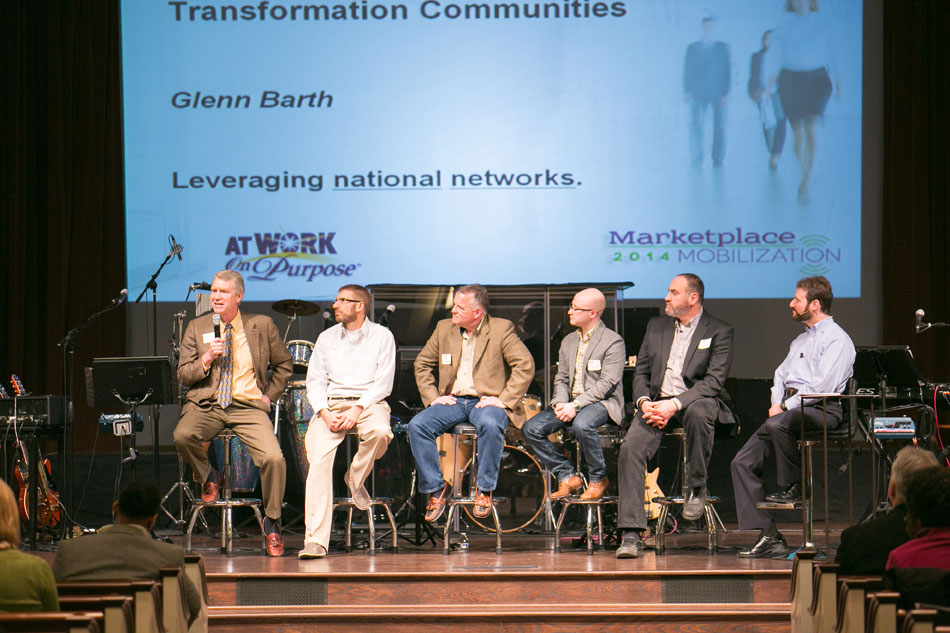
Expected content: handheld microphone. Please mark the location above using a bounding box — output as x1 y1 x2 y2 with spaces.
112 289 129 306
170 235 184 262
915 309 925 334
379 304 396 326
212 313 221 338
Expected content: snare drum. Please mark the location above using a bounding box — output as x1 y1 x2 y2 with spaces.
287 340 314 369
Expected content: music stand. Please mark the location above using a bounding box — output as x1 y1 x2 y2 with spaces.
852 346 926 515
91 357 174 481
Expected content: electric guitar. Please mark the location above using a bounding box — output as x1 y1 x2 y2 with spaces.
644 467 664 521
10 375 61 529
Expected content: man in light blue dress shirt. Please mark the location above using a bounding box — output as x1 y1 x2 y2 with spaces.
731 276 856 558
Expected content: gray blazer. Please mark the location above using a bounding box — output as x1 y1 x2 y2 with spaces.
551 323 626 423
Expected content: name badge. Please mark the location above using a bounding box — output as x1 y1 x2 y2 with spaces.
697 337 712 350
202 332 215 344
587 359 602 371
441 353 452 365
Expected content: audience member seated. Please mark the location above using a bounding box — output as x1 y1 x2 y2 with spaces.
52 480 204 631
835 446 938 574
0 479 59 612
887 465 950 571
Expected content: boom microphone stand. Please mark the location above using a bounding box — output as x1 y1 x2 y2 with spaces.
134 235 183 487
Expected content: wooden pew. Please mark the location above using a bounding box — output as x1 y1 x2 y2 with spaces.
183 554 209 606
159 567 192 633
900 608 937 633
58 595 134 633
0 611 103 633
810 563 840 633
866 591 901 633
57 580 165 633
792 550 818 633
834 577 885 633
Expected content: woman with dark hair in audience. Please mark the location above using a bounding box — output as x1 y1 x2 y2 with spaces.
0 479 59 612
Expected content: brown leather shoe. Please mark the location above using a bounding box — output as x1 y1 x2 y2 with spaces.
549 474 584 501
473 491 493 518
201 479 219 504
424 484 450 523
266 532 284 557
580 478 609 500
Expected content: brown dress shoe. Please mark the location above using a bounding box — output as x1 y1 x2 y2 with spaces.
201 479 219 504
266 533 284 557
424 484 450 523
549 474 584 501
580 478 609 500
472 491 493 518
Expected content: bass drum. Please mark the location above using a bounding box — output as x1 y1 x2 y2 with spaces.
463 444 547 533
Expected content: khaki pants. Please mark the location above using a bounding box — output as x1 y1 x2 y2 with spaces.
174 400 286 520
303 401 393 549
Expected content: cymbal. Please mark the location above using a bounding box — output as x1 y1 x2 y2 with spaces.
271 298 320 317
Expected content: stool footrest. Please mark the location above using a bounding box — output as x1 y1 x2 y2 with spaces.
756 500 804 510
653 495 720 506
556 496 618 505
446 496 507 506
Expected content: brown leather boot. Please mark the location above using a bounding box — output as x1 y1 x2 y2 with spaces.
580 478 609 500
549 474 584 501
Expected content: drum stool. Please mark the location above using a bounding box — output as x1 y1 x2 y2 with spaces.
443 422 504 555
653 427 726 554
185 428 267 557
551 423 620 555
332 429 399 555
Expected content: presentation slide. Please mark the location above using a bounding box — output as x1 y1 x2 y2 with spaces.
121 0 863 301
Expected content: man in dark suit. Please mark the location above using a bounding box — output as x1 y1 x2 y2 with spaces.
616 273 734 558
173 269 292 556
835 446 938 574
409 284 534 522
53 481 204 632
684 16 731 167
522 288 625 500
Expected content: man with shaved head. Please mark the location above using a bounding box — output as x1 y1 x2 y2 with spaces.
523 288 625 500
617 273 735 558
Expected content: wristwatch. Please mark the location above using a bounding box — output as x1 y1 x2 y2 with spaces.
779 402 788 411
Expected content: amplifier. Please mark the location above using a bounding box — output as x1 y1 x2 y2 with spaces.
0 395 67 427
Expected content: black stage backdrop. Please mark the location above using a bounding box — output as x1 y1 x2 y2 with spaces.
1 0 949 457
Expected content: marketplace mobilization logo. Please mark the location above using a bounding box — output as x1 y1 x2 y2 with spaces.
607 228 839 276
221 230 361 281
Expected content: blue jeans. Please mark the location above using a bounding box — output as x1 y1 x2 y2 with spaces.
522 403 609 483
408 396 509 494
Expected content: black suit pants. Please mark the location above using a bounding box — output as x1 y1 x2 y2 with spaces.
730 404 841 531
618 397 718 531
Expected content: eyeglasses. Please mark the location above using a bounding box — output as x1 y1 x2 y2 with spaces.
569 305 597 312
335 297 362 304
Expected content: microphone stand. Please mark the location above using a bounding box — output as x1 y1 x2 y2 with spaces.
135 248 178 488
57 295 128 540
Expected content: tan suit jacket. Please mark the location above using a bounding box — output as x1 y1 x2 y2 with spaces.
414 314 534 426
177 311 292 409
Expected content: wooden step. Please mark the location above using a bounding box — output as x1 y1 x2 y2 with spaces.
209 602 791 633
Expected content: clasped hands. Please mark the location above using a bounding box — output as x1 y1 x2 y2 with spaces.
640 399 678 429
321 405 364 433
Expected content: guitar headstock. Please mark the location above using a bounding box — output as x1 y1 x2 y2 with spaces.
10 374 28 397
